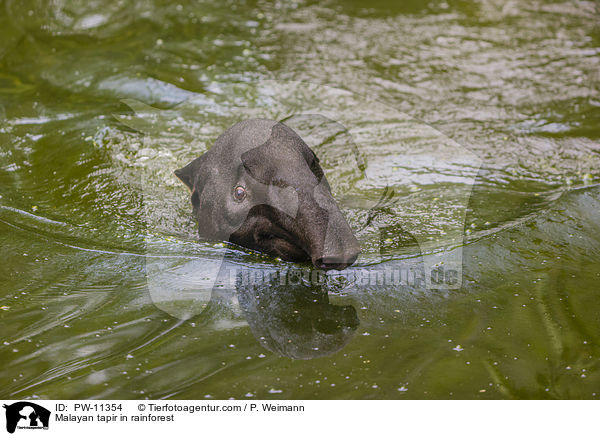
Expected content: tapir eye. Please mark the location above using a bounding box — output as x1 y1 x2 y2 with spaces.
233 185 247 202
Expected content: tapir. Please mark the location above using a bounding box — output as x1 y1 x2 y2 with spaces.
175 119 360 270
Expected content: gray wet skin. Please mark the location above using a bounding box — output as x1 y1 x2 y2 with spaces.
175 119 361 270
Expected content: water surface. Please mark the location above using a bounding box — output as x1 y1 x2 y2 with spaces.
1 0 599 399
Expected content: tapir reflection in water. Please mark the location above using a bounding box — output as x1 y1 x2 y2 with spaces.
237 270 359 359
175 119 360 270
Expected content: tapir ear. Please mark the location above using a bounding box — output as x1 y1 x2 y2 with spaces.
174 154 207 191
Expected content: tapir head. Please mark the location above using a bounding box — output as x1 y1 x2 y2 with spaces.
175 119 360 270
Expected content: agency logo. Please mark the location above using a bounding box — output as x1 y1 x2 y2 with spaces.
3 402 50 434
112 80 482 320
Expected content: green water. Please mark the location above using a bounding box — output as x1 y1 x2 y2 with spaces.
1 0 599 399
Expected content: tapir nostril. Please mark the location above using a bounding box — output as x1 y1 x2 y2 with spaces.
313 247 360 271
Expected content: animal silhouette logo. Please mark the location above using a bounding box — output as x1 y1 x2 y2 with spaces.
115 81 483 320
3 402 50 433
